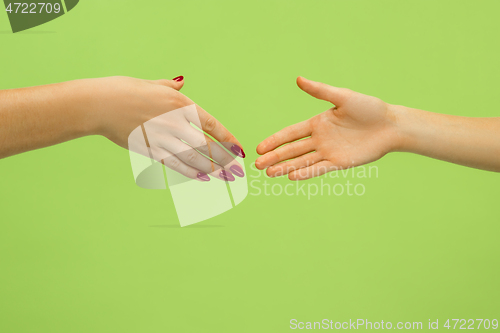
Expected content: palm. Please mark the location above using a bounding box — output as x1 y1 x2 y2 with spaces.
312 93 397 169
256 77 399 180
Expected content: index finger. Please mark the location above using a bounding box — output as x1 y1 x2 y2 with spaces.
256 119 312 155
185 105 245 158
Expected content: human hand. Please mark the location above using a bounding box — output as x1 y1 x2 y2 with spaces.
81 76 245 182
255 77 401 180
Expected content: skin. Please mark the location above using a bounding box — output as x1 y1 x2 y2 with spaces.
0 76 245 181
256 76 500 180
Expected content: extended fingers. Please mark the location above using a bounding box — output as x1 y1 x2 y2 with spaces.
150 146 209 182
255 138 315 170
162 140 228 180
180 127 245 178
185 105 245 158
256 120 312 155
266 152 324 178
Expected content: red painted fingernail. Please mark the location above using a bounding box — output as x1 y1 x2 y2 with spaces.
172 76 184 82
230 165 245 178
197 172 210 182
231 145 245 158
219 170 235 182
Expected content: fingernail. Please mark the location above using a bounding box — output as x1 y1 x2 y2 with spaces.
229 165 245 178
172 75 184 82
197 172 210 181
231 145 245 158
219 170 235 182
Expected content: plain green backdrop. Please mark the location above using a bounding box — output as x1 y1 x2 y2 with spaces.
1 1 499 332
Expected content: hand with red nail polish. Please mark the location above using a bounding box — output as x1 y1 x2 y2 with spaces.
0 75 246 183
89 76 245 182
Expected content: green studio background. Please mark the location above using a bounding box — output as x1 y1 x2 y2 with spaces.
0 0 499 332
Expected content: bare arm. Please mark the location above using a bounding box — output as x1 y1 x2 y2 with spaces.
256 77 500 180
0 80 95 159
394 105 500 172
0 76 246 181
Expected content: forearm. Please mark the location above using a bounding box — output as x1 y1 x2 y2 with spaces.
0 80 97 159
392 104 500 172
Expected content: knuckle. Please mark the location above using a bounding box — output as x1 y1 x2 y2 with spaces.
220 133 234 144
197 144 210 156
204 117 217 132
197 146 210 156
196 139 208 151
164 157 180 169
373 97 386 108
165 93 187 109
269 134 279 146
273 150 283 161
185 151 198 163
173 98 187 109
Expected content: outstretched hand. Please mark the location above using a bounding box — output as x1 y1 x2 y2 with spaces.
255 77 401 180
87 76 246 181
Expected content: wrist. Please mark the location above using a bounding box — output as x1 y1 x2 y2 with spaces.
387 103 416 153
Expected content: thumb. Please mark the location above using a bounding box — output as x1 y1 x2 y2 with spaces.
153 75 184 91
296 76 352 107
